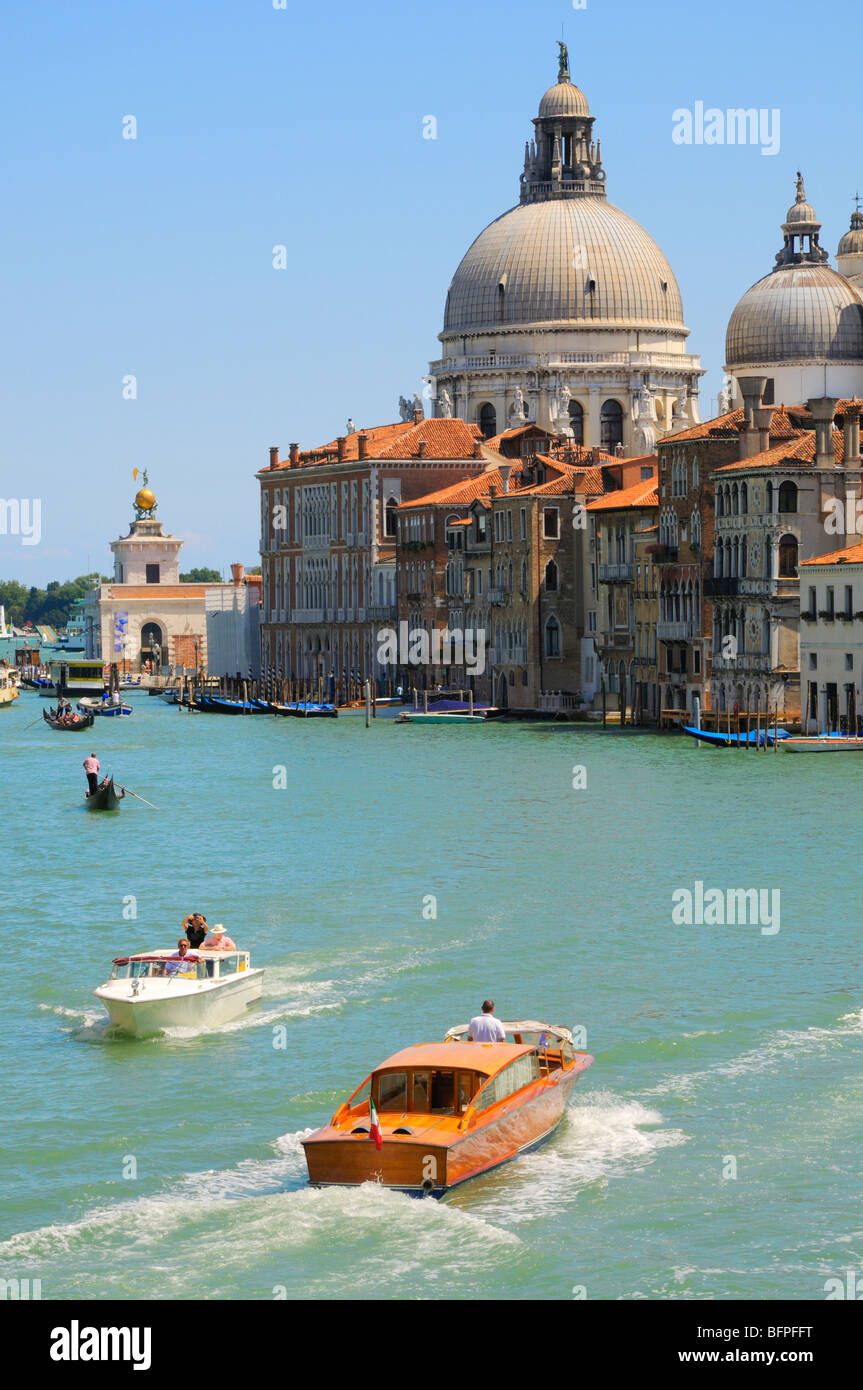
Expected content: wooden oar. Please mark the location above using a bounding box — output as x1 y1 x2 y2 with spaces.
116 784 160 810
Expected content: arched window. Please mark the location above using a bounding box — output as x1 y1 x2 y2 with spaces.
600 399 623 451
569 400 584 444
778 481 797 514
778 534 798 577
384 497 399 537
545 615 561 657
740 482 748 515
544 559 559 592
766 481 774 513
478 403 497 439
520 558 527 593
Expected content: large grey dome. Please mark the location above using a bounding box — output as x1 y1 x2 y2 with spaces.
726 264 863 366
443 197 686 334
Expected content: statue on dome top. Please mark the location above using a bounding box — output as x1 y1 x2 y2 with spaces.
558 40 569 83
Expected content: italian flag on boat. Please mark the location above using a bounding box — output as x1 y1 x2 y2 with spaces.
369 1097 383 1150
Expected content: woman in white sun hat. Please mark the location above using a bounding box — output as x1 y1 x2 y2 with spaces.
206 923 237 951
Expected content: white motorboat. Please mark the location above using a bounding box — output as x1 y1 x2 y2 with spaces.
0 670 19 707
94 946 264 1035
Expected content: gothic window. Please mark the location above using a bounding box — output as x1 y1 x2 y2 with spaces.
545 615 561 657
778 481 797 513
545 559 559 592
385 497 398 537
569 400 584 444
600 399 623 451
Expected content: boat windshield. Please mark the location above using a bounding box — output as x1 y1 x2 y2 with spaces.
473 1051 541 1112
373 1068 479 1116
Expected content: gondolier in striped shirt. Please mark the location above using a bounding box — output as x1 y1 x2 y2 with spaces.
83 753 100 795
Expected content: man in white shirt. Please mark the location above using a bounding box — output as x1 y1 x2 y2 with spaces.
467 1000 506 1043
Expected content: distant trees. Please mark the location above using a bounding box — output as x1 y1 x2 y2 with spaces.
180 567 222 583
0 573 108 628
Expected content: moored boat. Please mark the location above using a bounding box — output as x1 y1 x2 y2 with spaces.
779 734 863 752
268 700 338 718
302 1021 592 1197
94 945 264 1035
396 711 487 724
682 724 790 747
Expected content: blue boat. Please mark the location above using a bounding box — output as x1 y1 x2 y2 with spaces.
682 724 791 747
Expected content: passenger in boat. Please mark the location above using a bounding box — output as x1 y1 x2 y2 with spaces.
206 924 236 951
467 1000 506 1043
182 913 208 949
83 753 100 795
165 940 198 975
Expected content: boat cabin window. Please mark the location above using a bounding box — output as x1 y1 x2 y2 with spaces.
473 1052 541 1113
375 1069 478 1116
348 1077 372 1112
111 962 131 980
377 1072 408 1111
216 954 239 978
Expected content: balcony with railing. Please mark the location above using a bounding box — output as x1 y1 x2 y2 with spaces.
488 587 510 605
598 562 634 583
658 619 699 641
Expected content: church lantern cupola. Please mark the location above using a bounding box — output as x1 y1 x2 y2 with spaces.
520 42 606 203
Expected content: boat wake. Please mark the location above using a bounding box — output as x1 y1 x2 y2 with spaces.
0 1127 522 1299
643 1010 863 1099
459 1089 687 1225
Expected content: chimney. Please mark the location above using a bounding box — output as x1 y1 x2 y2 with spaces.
289 442 299 466
268 446 279 470
808 397 839 467
473 437 484 458
417 440 428 458
337 435 347 462
230 562 244 586
499 463 512 494
753 406 775 455
737 376 767 459
843 400 862 465
413 403 424 423
358 433 369 460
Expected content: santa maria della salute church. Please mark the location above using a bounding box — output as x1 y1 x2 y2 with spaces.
257 42 863 726
426 41 704 452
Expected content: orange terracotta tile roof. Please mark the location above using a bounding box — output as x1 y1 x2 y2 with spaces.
274 417 484 468
664 405 806 446
399 468 515 510
800 541 863 566
715 430 847 472
586 477 659 511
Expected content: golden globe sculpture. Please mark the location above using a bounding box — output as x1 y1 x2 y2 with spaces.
135 488 156 512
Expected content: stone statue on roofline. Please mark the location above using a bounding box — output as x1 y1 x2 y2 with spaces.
632 384 657 453
438 386 453 418
398 395 413 422
412 392 424 419
509 387 527 424
717 376 732 415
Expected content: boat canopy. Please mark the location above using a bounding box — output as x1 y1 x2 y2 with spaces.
445 1021 574 1045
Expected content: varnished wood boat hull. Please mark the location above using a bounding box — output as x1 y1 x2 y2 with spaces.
303 1064 583 1196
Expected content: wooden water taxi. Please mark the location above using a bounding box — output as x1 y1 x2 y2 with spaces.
302 1022 592 1197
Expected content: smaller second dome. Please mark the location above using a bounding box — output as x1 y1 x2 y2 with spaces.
538 81 590 118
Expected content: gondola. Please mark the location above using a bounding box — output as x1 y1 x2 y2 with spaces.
268 700 338 718
85 777 123 811
43 707 95 731
196 694 268 715
681 724 790 747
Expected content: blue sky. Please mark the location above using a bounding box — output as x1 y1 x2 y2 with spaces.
2 0 861 584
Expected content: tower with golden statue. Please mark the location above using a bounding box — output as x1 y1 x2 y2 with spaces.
111 472 182 586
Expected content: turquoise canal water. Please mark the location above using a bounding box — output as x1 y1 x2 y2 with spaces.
1 693 862 1301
